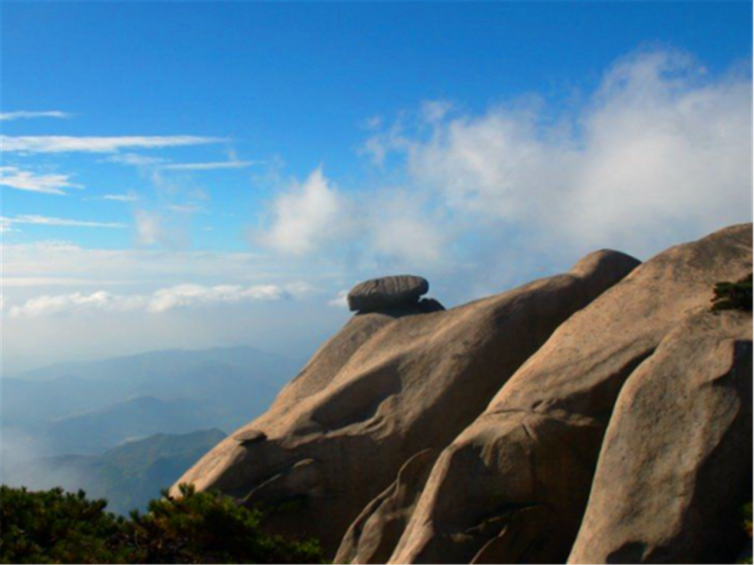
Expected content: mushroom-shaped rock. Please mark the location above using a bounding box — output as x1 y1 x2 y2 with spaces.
348 275 429 313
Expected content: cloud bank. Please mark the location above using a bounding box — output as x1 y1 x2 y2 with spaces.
9 283 298 318
384 49 752 257
258 48 751 280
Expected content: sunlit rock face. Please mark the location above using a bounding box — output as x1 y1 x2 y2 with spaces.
389 224 752 565
568 309 752 565
173 250 639 555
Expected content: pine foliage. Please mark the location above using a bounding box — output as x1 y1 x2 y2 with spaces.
0 484 326 564
711 274 753 312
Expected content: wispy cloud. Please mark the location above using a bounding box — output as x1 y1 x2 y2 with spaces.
105 153 167 167
1 215 126 229
107 153 258 172
134 210 165 245
99 193 140 203
161 160 259 171
0 219 16 233
0 110 70 121
8 283 296 318
133 209 193 248
1 241 297 289
164 203 204 213
0 166 82 195
0 135 226 154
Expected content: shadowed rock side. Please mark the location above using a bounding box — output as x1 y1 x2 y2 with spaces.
336 449 439 565
389 223 752 565
173 249 639 555
568 310 753 564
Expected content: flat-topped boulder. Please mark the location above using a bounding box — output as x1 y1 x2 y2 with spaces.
348 275 429 313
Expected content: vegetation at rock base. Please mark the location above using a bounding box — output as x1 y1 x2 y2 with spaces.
711 274 753 312
744 503 753 540
739 503 754 565
0 484 327 564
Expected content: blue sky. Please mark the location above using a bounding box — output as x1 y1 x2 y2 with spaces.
1 2 752 372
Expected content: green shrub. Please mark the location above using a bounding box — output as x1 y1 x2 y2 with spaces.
744 502 753 540
0 484 326 564
0 486 129 564
711 274 753 312
737 502 753 564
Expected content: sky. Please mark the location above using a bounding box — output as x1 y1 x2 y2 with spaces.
1 1 752 373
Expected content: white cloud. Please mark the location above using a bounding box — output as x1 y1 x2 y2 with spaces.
327 289 349 308
0 110 70 121
1 215 125 229
0 166 82 195
8 283 296 318
370 48 752 257
9 291 137 318
0 135 225 154
256 170 456 270
146 284 289 312
259 167 351 255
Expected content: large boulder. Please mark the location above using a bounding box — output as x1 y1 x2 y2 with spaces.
347 275 429 313
389 224 752 564
568 309 752 564
173 250 639 555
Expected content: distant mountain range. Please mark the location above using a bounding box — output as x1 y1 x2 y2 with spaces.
1 346 303 459
2 429 226 515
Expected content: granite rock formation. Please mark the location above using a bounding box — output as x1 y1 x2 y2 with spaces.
174 250 639 554
388 224 752 564
174 223 752 564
